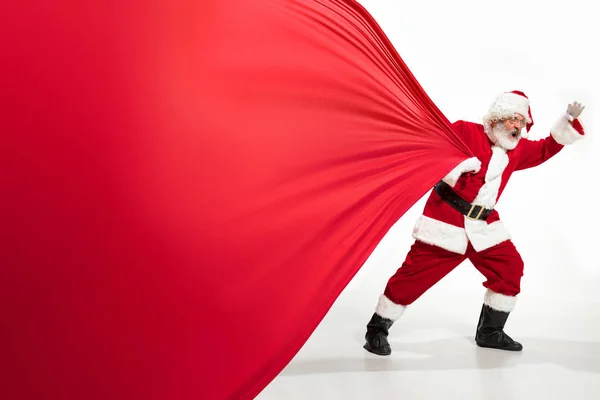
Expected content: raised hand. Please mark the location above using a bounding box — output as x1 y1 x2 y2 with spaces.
567 102 585 120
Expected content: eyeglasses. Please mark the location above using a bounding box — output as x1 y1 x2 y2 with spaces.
492 115 525 126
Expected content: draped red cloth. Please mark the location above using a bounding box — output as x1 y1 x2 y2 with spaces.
1 0 474 399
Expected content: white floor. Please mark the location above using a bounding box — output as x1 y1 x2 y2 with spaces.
258 294 600 400
257 190 600 400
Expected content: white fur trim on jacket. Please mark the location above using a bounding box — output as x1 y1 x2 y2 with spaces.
412 215 469 254
412 215 511 254
484 289 517 312
463 146 511 251
375 294 406 321
471 146 508 208
412 147 512 254
464 219 511 252
551 115 585 145
442 157 482 187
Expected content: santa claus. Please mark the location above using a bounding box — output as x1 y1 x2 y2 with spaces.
364 90 586 355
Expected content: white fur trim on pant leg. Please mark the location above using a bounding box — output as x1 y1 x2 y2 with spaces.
551 115 585 145
375 294 406 321
484 289 517 312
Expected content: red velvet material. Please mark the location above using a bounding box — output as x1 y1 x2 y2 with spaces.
1 1 475 399
384 240 525 306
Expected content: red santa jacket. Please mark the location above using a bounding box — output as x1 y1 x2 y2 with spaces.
412 115 586 254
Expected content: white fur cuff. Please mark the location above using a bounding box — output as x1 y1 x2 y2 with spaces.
442 157 481 187
483 289 517 312
551 115 584 145
375 294 406 321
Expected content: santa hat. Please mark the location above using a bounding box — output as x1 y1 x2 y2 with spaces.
483 90 534 138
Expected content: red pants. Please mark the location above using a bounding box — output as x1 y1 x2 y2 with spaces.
384 239 524 306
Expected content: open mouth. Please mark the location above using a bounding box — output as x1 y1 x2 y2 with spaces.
511 131 519 138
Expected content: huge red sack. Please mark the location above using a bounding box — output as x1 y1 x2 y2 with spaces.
1 0 473 399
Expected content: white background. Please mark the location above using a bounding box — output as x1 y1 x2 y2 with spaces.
259 1 599 398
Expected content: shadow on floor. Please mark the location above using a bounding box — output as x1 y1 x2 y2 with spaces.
279 334 600 376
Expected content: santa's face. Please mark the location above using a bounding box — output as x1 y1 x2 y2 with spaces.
489 114 526 150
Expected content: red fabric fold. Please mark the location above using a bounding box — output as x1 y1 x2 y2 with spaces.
1 0 473 399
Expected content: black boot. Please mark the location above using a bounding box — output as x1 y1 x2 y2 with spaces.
475 304 522 351
364 313 394 356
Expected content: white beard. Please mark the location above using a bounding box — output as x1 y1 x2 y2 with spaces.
488 124 521 150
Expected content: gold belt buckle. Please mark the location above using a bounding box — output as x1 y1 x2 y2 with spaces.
467 204 486 220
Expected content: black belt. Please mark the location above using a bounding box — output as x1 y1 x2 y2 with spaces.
433 180 492 220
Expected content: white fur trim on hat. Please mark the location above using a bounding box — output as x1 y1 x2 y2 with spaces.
483 92 532 124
